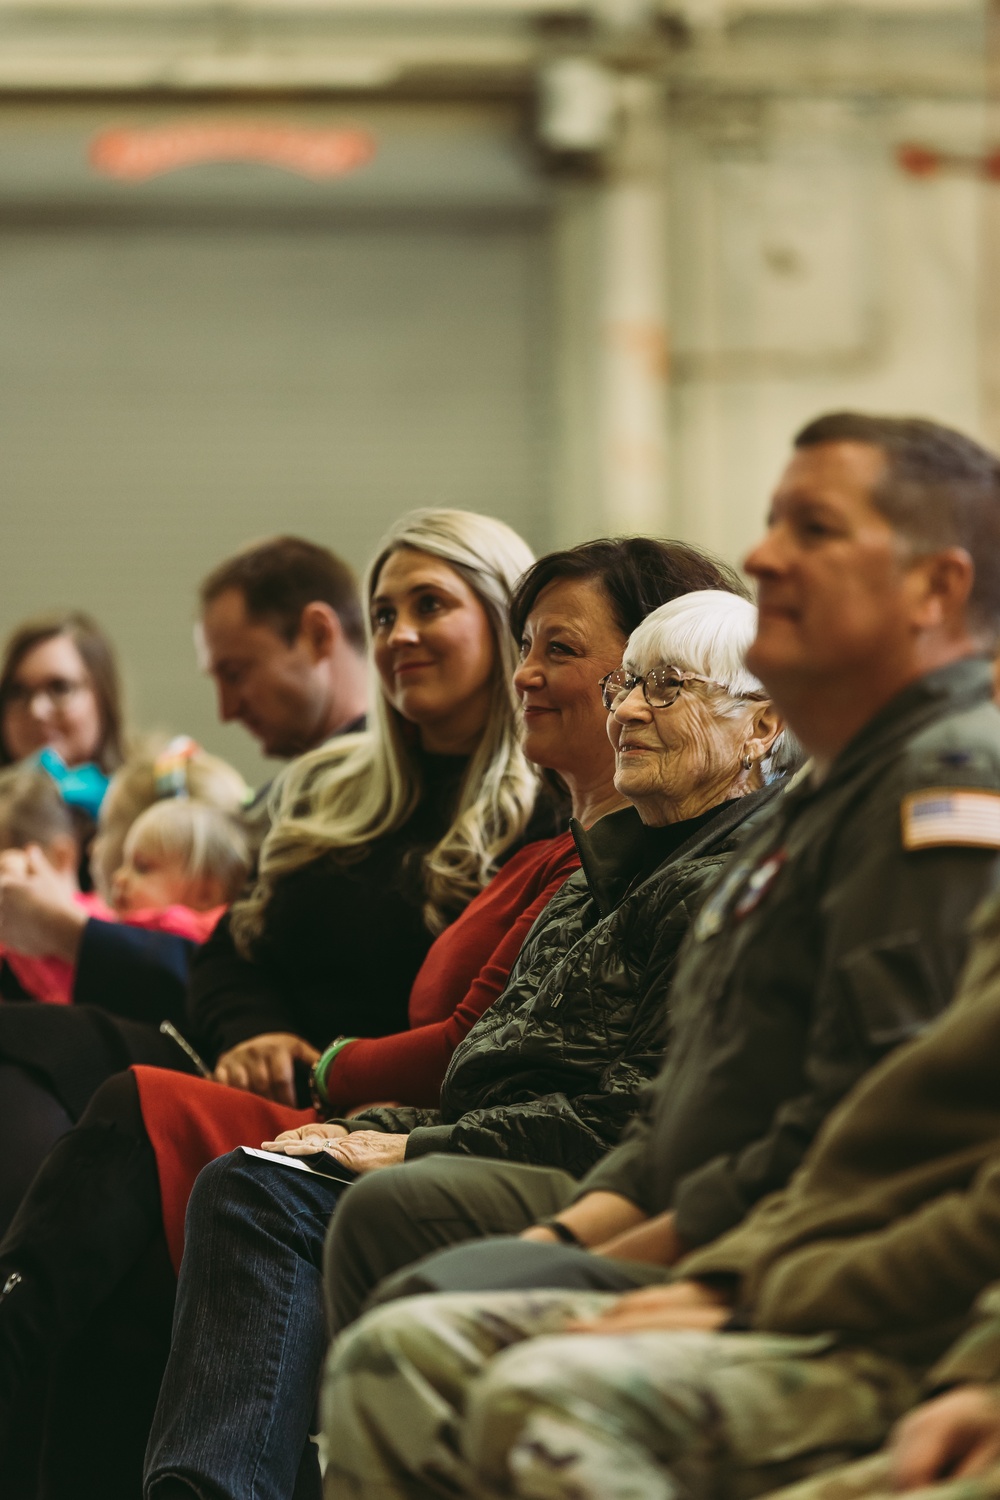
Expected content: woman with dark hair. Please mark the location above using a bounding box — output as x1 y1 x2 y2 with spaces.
0 611 126 774
507 537 740 647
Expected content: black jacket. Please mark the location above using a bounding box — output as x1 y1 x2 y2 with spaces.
186 758 562 1061
73 922 195 1025
186 754 469 1059
340 785 781 1180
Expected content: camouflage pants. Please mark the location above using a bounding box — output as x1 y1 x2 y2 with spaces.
761 1452 1000 1500
320 1289 920 1500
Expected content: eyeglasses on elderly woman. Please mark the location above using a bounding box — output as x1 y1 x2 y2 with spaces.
599 666 737 712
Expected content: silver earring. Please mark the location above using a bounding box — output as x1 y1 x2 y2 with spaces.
741 754 753 771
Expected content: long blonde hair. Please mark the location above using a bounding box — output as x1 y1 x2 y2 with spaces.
231 509 539 950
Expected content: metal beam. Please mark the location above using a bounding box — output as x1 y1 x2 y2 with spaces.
0 0 984 96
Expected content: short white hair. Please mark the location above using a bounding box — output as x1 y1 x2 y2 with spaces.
624 590 797 780
625 590 764 696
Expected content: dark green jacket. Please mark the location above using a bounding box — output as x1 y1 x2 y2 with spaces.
677 887 1000 1367
581 659 1000 1248
932 1280 1000 1390
339 786 780 1179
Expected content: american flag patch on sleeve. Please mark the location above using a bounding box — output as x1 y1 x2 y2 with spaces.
901 788 1000 850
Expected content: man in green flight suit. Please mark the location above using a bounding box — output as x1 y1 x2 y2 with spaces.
320 859 1000 1500
321 410 1000 1336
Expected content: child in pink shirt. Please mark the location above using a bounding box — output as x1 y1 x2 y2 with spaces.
0 748 250 1004
108 798 250 947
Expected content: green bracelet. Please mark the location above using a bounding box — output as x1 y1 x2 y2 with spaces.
310 1036 359 1109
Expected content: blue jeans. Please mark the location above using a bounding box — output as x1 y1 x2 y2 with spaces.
143 1151 345 1500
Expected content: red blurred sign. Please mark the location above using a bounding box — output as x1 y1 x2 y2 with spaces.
897 142 1000 181
90 123 376 182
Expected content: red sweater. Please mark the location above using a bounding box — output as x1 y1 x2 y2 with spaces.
325 831 579 1110
135 830 579 1269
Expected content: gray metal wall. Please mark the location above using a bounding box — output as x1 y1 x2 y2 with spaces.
0 102 553 783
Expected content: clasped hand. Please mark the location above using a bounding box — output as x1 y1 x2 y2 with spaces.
891 1386 1000 1489
0 846 84 959
214 1033 320 1108
563 1281 731 1335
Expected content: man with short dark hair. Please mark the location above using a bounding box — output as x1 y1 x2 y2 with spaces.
169 538 369 1100
316 413 1000 1448
0 537 369 1045
790 412 1000 641
197 536 368 759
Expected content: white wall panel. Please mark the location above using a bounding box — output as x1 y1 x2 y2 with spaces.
666 95 985 565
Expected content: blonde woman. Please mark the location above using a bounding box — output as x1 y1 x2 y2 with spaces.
191 506 541 1105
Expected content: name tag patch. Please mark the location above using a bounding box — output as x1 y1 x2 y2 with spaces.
901 788 1000 851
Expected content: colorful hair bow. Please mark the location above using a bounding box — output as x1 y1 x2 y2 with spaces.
153 735 199 800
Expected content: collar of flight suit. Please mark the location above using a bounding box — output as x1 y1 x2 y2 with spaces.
783 655 995 811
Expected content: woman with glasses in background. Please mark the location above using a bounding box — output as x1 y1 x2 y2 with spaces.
0 612 125 775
